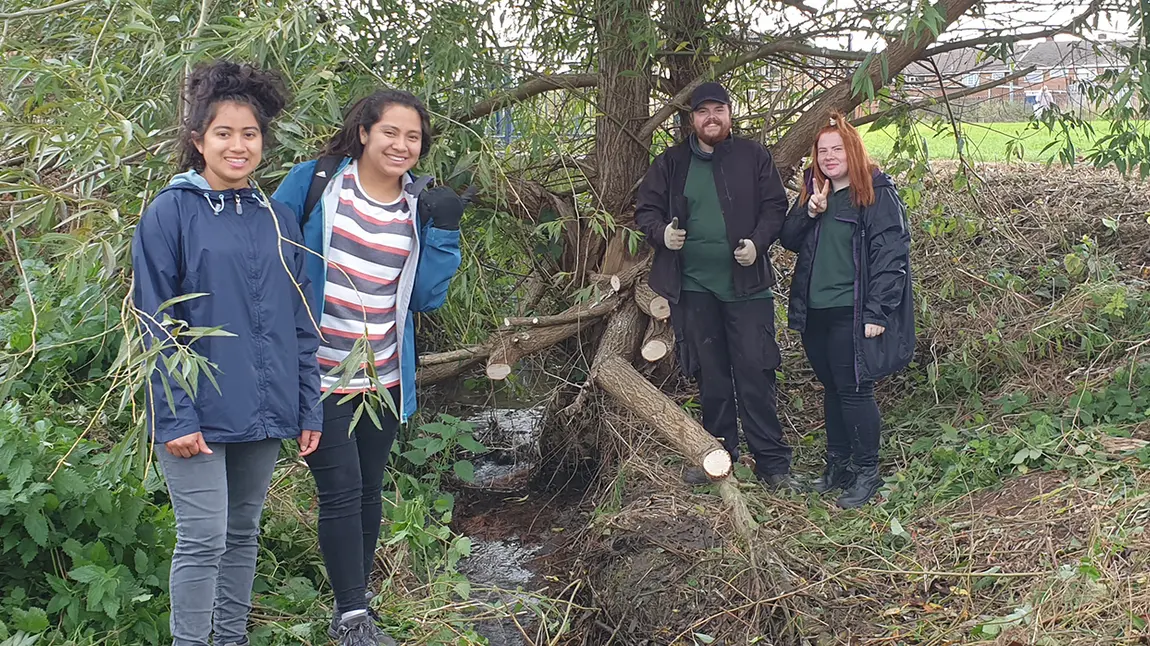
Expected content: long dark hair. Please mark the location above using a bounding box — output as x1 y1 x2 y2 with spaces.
322 89 433 160
177 61 289 172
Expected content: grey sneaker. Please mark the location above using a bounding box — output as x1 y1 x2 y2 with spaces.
334 612 392 646
330 592 389 640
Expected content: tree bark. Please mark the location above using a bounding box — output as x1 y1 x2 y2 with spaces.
591 299 647 367
594 0 654 215
640 319 673 362
664 0 708 142
594 355 732 479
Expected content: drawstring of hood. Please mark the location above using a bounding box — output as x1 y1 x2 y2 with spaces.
163 169 271 216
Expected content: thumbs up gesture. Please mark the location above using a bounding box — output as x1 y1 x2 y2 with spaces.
734 239 757 266
664 216 687 250
808 177 831 217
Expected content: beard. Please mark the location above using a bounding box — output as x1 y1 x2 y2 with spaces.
695 119 732 145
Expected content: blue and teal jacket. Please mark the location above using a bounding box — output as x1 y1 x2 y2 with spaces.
131 171 324 444
272 158 462 423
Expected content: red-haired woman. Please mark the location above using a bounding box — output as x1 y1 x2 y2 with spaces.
780 113 915 508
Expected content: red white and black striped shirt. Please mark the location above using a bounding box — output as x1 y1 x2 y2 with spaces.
317 164 414 392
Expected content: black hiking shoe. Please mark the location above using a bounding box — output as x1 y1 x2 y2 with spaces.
333 611 394 646
812 454 855 494
759 472 806 493
837 464 882 509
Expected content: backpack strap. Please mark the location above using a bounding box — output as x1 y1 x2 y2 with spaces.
301 155 342 227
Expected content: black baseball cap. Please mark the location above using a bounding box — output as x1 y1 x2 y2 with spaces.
690 82 731 110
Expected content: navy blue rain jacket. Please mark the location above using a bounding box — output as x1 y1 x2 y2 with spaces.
131 171 323 444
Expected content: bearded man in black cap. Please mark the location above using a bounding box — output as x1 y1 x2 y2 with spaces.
635 81 799 490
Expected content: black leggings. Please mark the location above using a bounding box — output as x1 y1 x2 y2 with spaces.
802 307 882 466
305 390 399 612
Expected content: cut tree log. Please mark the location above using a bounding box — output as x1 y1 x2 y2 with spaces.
419 346 490 367
417 358 483 386
640 319 673 362
634 278 670 320
502 290 623 328
590 257 649 294
593 355 731 480
486 320 590 380
591 299 646 367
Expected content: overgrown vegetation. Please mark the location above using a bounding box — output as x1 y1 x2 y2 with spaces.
570 165 1150 644
2 0 1149 643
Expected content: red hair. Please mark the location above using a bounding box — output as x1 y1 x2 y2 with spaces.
799 112 878 208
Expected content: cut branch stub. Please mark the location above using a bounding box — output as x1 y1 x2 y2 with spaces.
594 355 731 480
640 319 673 362
634 278 670 320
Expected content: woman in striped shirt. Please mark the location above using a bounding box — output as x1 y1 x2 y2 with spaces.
273 90 466 646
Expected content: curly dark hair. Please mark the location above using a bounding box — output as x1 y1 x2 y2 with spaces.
177 61 289 172
322 89 433 160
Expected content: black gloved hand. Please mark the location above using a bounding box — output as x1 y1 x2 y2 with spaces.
417 185 477 231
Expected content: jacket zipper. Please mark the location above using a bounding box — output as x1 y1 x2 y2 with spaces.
852 218 865 391
235 193 243 215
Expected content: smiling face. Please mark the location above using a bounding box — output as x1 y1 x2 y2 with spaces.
816 131 849 183
691 101 732 146
193 101 262 191
358 104 422 181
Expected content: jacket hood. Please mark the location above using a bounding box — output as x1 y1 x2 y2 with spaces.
158 170 265 195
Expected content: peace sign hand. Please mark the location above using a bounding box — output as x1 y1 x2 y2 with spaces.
808 178 831 217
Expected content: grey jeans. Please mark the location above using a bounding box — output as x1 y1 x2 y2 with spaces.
156 438 282 646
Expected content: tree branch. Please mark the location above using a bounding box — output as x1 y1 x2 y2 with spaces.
852 65 1036 128
770 0 980 181
638 39 869 142
923 1 1101 59
454 73 599 124
0 0 86 19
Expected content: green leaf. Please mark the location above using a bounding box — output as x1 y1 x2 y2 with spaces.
401 449 427 466
155 292 210 313
14 607 48 634
890 517 909 539
454 579 471 600
23 512 48 547
453 460 476 483
134 548 149 575
457 435 487 453
68 564 106 584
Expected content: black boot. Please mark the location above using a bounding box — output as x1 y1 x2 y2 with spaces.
811 453 855 494
837 463 882 509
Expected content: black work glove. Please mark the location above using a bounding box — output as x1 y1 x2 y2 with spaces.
417 185 477 231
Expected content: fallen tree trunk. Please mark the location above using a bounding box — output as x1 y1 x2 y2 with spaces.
417 358 484 386
486 320 590 380
594 355 731 479
640 319 673 362
502 290 623 328
592 299 646 366
634 278 670 320
419 346 490 366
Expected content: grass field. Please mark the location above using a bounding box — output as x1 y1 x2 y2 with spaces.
859 120 1109 163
